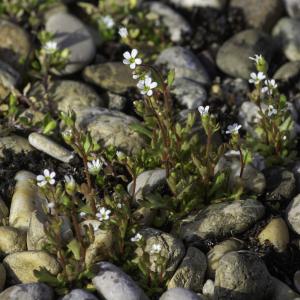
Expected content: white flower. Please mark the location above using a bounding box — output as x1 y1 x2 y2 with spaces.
44 41 58 54
96 207 111 221
79 211 87 218
262 79 278 95
137 77 158 96
123 49 142 69
116 151 125 160
267 105 277 117
117 203 123 208
225 123 242 135
47 202 55 209
132 72 140 80
249 54 263 64
64 175 75 185
119 27 128 38
37 169 56 187
150 243 162 254
87 159 103 175
101 15 115 29
249 72 266 85
198 105 209 116
131 233 142 242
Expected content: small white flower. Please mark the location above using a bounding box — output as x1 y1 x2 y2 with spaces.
131 233 142 242
116 151 125 160
44 41 58 54
150 243 162 254
117 203 123 208
96 207 111 221
198 105 209 116
64 175 75 184
261 79 278 95
137 77 158 97
267 105 277 117
37 169 56 187
123 49 142 69
249 54 263 64
101 15 115 29
87 159 103 175
119 27 128 38
225 123 242 135
249 72 266 85
47 202 55 209
283 135 287 140
79 211 87 218
132 72 140 80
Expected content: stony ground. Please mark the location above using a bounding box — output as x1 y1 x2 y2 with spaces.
1 0 300 300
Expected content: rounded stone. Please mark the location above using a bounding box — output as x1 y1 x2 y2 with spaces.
160 288 203 300
168 247 207 292
294 271 300 294
286 194 300 234
0 226 27 256
0 20 31 70
156 46 210 85
202 279 214 299
258 218 289 252
168 0 226 9
0 283 54 300
3 251 60 284
83 62 137 94
215 251 273 300
283 0 300 18
46 12 96 74
273 18 300 61
274 61 300 81
207 239 244 278
62 289 99 300
0 136 33 159
273 276 300 300
216 29 274 79
0 60 20 100
30 80 104 113
178 199 265 241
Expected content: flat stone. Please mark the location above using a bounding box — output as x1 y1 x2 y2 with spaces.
147 2 191 42
77 108 145 155
216 29 274 79
0 283 54 300
3 251 60 284
273 18 300 61
286 194 300 234
62 289 99 300
215 251 273 300
28 132 74 163
0 20 31 70
207 239 244 278
92 262 149 300
83 62 137 93
168 247 207 292
230 0 283 32
0 226 27 256
258 218 289 252
178 199 265 241
156 46 210 85
46 12 96 74
160 288 203 300
0 136 33 159
30 80 104 113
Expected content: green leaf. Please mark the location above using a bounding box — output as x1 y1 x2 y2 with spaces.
208 172 226 198
129 123 152 139
43 119 57 135
67 239 81 260
34 267 63 286
167 69 175 87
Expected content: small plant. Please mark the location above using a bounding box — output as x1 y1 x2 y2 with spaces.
247 54 296 165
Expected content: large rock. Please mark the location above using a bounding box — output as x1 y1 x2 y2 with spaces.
283 0 300 18
272 276 300 300
258 218 289 252
62 289 99 300
168 0 226 9
30 80 104 113
0 136 33 158
216 29 274 79
0 283 54 300
77 108 145 155
178 199 265 241
207 239 244 278
3 251 60 284
286 194 300 234
215 251 274 300
156 46 210 85
168 247 207 292
137 228 185 276
83 62 137 94
92 262 149 300
0 226 27 256
160 288 203 300
147 2 191 43
0 20 31 70
230 0 283 32
273 18 300 61
274 61 300 81
46 12 96 74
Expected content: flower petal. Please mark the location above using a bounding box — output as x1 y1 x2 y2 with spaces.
131 49 138 58
123 51 131 59
130 63 136 69
44 169 50 177
135 58 142 65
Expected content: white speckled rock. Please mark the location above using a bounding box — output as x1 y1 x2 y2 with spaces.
62 289 99 300
286 194 300 234
202 279 214 299
160 288 203 300
0 226 27 255
92 262 149 300
169 0 226 9
46 12 96 74
0 135 33 159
